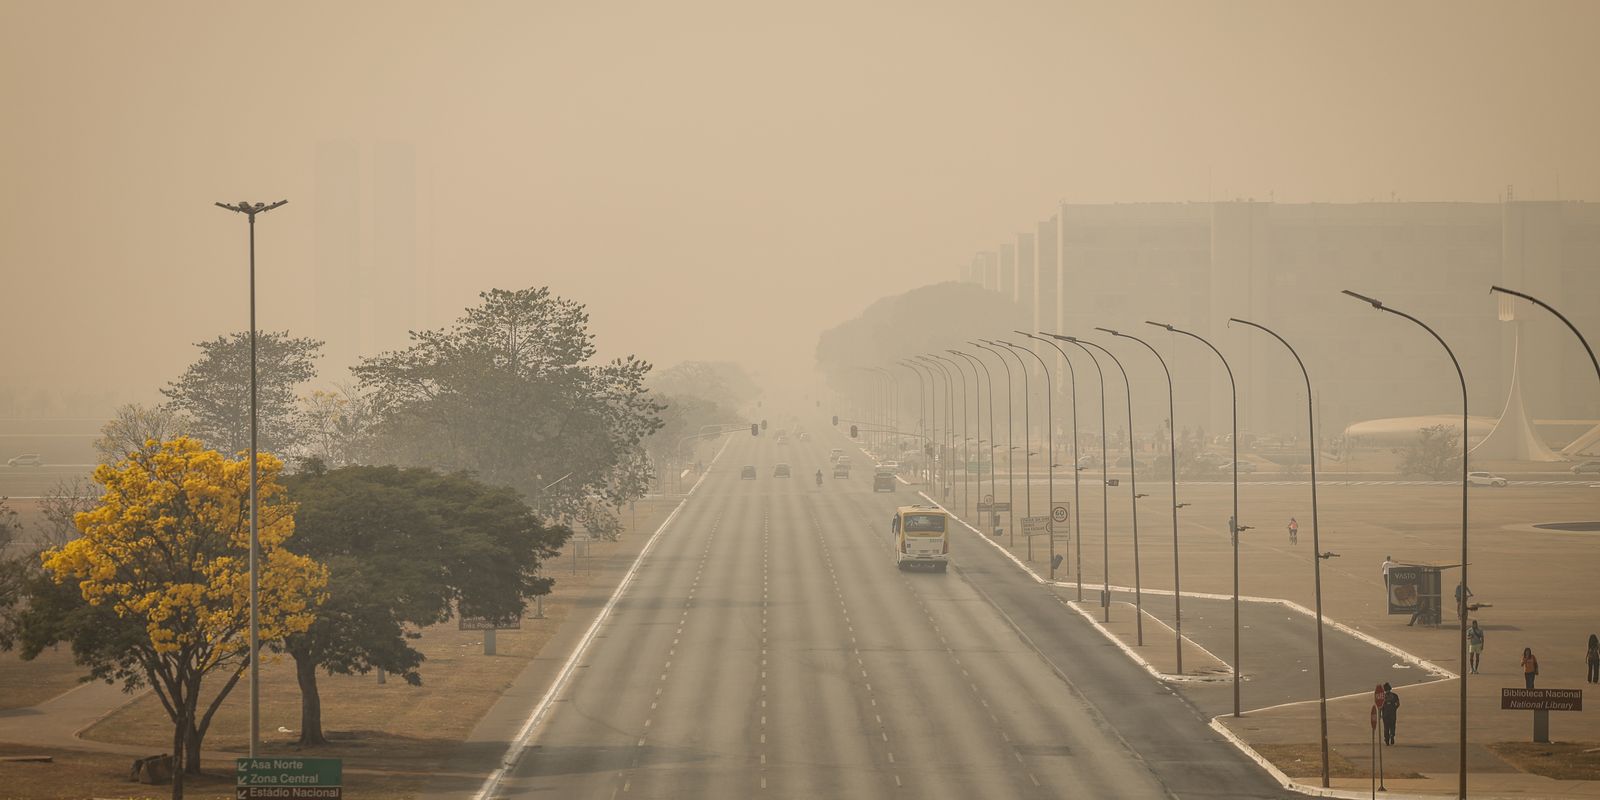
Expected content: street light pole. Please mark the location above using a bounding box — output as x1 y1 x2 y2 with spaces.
1079 334 1144 645
1046 334 1112 623
1004 337 1056 578
1148 320 1245 716
1231 317 1329 787
1106 328 1183 675
972 342 1016 546
1028 333 1085 601
952 350 994 528
948 352 984 519
1343 290 1470 800
215 198 288 760
934 355 972 520
920 355 957 501
1490 286 1600 385
899 361 929 483
985 340 1032 550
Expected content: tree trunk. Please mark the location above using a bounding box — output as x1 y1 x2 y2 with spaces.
170 705 187 800
185 720 202 774
295 649 328 746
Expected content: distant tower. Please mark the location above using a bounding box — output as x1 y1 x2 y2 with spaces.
1470 299 1560 461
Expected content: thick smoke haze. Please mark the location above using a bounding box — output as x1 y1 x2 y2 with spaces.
2 0 1597 411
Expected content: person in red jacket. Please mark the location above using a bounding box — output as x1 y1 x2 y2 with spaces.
1521 647 1540 689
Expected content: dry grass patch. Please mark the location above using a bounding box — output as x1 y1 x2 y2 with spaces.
1487 741 1600 781
0 648 93 711
1251 742 1423 779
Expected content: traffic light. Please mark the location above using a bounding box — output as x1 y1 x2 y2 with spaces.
850 425 859 439
751 423 759 437
761 419 768 430
832 415 839 426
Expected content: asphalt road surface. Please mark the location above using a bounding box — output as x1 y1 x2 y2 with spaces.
494 431 1287 799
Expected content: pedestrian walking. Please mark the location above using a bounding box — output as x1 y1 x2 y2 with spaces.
1521 647 1539 689
1380 682 1399 745
1288 517 1299 545
1586 634 1599 684
1466 620 1484 674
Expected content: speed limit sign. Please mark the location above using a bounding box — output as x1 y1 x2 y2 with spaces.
1052 503 1069 523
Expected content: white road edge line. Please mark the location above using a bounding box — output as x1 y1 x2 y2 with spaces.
1207 716 1438 800
472 435 733 800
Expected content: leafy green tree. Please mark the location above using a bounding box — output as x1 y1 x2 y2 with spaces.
355 288 662 520
282 463 570 745
1394 424 1462 480
162 331 322 456
0 497 25 621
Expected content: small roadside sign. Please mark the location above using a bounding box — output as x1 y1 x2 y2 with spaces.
1023 516 1049 536
976 501 1011 512
1052 503 1069 524
1501 688 1582 711
459 614 522 631
236 757 342 799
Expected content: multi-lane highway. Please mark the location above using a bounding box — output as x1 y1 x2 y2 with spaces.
493 429 1287 799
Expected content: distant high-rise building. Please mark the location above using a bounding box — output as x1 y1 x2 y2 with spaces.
314 141 423 376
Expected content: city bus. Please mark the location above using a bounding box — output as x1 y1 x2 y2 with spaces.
891 505 949 572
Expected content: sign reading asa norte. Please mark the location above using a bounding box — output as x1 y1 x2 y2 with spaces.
236 757 343 800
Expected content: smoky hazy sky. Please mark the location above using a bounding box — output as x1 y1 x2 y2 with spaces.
3 0 1597 408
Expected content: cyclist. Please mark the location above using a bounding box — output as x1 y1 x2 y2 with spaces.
815 469 824 487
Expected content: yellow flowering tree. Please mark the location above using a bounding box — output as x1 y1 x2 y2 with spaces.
41 437 326 796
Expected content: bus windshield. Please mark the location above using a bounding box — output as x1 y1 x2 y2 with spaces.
902 514 946 534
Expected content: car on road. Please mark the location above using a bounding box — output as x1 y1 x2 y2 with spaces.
875 461 899 474
6 454 43 467
832 463 850 479
773 463 791 478
1217 461 1257 473
1571 460 1600 475
798 432 810 442
873 473 897 492
1467 471 1508 487
828 448 843 463
740 465 757 480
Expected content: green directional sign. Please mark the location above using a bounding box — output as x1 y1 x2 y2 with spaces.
236 757 342 799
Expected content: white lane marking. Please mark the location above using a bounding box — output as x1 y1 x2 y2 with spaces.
470 436 731 800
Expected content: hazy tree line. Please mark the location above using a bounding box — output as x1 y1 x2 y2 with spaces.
0 286 760 797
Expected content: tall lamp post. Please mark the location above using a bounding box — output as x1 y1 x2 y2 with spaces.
1343 289 1469 800
1231 317 1330 788
918 356 955 498
215 198 288 759
1083 332 1145 646
952 350 995 529
1027 333 1085 601
933 354 972 519
972 342 1017 545
1489 286 1599 384
899 361 929 484
984 340 1032 544
1105 328 1184 675
1148 320 1246 716
1046 334 1113 622
1003 337 1056 577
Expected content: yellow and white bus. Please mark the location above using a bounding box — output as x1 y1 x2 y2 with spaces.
891 505 949 572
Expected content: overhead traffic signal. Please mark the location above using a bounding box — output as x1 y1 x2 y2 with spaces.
850 425 859 438
761 419 768 430
832 415 839 426
751 423 759 437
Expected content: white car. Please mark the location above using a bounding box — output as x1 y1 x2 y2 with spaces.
6 453 44 467
1467 471 1507 487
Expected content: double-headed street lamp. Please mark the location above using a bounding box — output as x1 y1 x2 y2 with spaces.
1026 333 1085 601
1147 320 1246 716
1104 328 1184 676
1045 334 1113 623
1343 290 1470 800
971 342 1017 545
1231 317 1330 789
933 354 973 519
917 355 956 498
898 361 930 484
215 198 288 759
